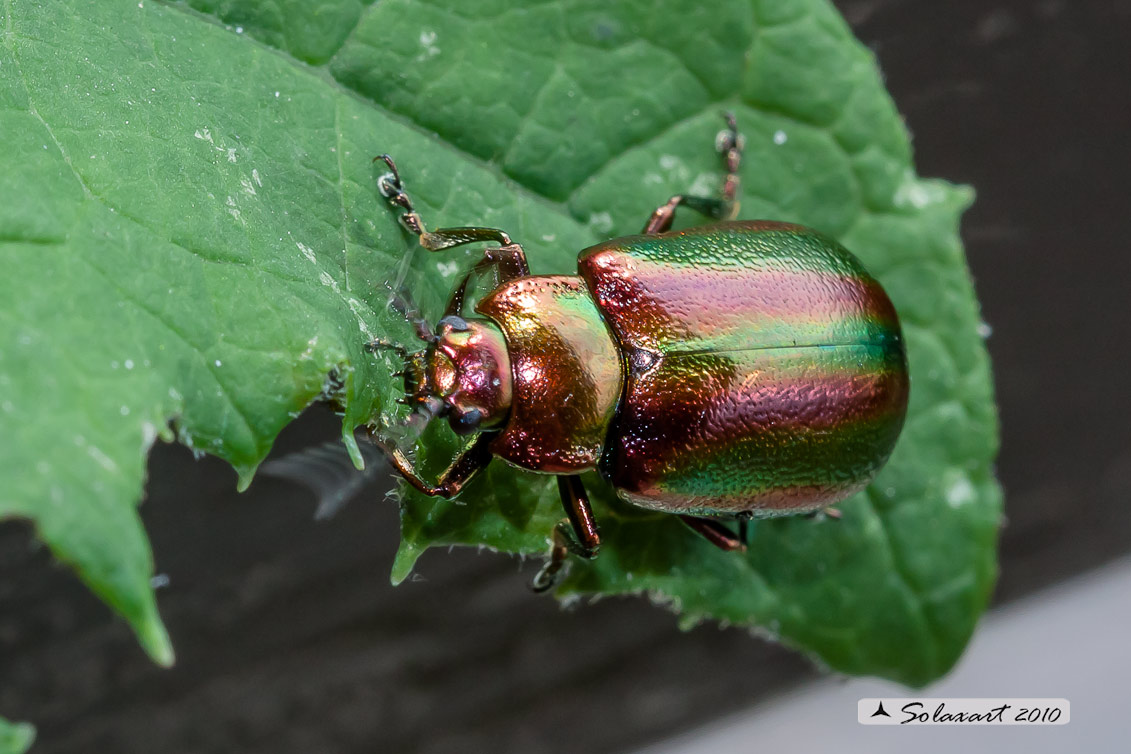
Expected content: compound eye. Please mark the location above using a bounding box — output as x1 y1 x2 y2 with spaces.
450 407 483 436
437 315 470 333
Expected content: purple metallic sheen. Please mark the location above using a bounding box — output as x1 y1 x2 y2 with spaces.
578 222 898 354
432 318 513 431
576 222 909 515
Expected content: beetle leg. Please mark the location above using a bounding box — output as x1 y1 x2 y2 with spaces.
371 432 494 499
375 154 427 236
375 155 530 316
532 476 601 592
531 525 572 593
641 112 744 234
442 242 530 318
737 510 753 544
558 475 601 556
642 195 734 234
678 515 747 553
378 287 437 345
717 111 744 207
364 337 409 359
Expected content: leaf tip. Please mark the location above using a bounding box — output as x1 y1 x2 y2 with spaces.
342 430 365 471
954 181 976 209
135 610 176 668
234 464 257 493
0 719 36 754
390 541 423 585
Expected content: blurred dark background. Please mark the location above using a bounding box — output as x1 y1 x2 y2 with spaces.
3 1 1129 752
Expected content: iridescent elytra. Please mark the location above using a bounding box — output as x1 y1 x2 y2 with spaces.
368 115 909 589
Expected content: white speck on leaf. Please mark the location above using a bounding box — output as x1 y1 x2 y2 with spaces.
418 30 440 59
977 321 993 338
240 177 256 196
688 172 714 196
252 168 262 187
587 211 613 234
893 172 947 209
946 476 976 508
141 421 158 450
225 196 244 224
124 359 134 370
88 445 118 472
319 271 341 293
348 298 376 338
773 129 788 145
120 405 130 416
226 148 238 163
214 359 222 367
297 241 317 264
437 260 459 277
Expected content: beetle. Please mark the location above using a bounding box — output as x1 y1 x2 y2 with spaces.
368 115 909 590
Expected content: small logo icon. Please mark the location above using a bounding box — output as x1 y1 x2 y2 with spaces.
871 701 891 718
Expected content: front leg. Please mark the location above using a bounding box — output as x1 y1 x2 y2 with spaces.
371 431 494 498
375 155 530 317
441 241 529 318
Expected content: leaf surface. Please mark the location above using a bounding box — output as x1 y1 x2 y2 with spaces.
0 0 999 686
0 718 34 754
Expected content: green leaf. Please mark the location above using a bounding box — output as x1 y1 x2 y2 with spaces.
0 718 35 754
0 0 999 687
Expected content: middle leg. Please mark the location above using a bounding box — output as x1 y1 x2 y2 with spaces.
642 112 745 234
532 475 601 592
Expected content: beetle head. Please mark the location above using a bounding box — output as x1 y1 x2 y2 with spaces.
428 315 513 435
379 315 513 437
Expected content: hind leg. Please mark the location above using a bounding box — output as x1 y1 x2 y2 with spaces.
678 515 746 552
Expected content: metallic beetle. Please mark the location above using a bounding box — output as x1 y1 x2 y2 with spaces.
369 116 909 589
